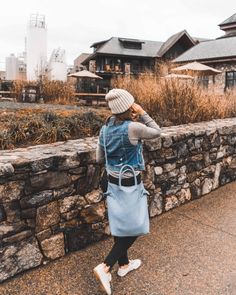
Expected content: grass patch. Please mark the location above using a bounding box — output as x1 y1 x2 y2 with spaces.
0 108 109 150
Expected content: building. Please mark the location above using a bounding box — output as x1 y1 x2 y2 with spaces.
48 48 67 81
174 13 236 92
0 71 6 80
18 51 27 81
5 52 27 81
26 14 47 81
5 54 19 80
73 53 90 72
82 31 198 89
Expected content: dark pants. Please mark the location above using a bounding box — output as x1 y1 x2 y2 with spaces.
104 236 138 270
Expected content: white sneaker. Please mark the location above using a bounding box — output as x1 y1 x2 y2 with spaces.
117 259 142 277
93 263 112 295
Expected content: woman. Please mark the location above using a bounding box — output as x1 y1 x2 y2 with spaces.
93 88 161 294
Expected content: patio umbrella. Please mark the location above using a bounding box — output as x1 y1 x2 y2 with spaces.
68 70 103 79
164 73 194 80
172 61 222 76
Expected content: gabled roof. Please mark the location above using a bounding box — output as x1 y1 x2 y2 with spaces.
157 30 195 57
82 32 209 65
174 36 236 62
219 13 236 26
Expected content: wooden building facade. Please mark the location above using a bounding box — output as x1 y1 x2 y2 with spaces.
81 31 197 90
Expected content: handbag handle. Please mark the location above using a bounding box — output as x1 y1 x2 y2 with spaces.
118 164 137 186
102 125 109 170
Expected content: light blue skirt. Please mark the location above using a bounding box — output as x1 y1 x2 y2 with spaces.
105 180 150 237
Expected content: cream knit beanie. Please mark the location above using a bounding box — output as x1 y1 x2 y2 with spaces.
105 88 135 114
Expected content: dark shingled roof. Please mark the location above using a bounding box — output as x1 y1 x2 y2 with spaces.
92 37 163 58
174 36 236 62
82 32 207 65
219 13 236 26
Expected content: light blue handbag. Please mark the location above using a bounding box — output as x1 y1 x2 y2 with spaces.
103 126 150 237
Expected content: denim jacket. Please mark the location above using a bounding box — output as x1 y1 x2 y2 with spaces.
99 116 145 172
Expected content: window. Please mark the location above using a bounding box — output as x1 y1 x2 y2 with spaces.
226 71 236 88
122 42 142 49
198 76 209 88
119 38 143 50
131 60 140 73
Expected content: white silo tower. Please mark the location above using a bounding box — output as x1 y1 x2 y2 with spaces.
26 14 47 81
6 54 19 80
48 48 67 81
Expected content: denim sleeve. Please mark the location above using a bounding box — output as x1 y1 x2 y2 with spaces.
96 127 105 164
96 142 105 164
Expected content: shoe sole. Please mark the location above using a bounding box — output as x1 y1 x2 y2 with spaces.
93 268 111 295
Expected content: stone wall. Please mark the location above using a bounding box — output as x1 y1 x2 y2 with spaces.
1 118 236 282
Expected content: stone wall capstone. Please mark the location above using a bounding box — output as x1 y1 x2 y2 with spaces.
1 118 236 282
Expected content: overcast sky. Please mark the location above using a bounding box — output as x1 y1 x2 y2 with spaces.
0 0 235 70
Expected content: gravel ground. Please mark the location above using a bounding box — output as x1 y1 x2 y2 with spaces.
1 182 236 295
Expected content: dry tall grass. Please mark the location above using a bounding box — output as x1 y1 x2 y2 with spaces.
112 73 236 126
11 79 75 104
41 79 75 104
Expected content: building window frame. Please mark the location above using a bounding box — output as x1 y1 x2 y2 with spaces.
225 71 236 89
122 42 142 50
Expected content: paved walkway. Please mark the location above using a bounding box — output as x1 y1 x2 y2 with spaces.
1 182 236 295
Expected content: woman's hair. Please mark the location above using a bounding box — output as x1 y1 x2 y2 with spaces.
105 108 133 125
114 108 133 123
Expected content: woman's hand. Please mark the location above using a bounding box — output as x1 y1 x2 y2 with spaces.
130 103 146 118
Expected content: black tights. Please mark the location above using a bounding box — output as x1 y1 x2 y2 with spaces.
104 236 138 270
